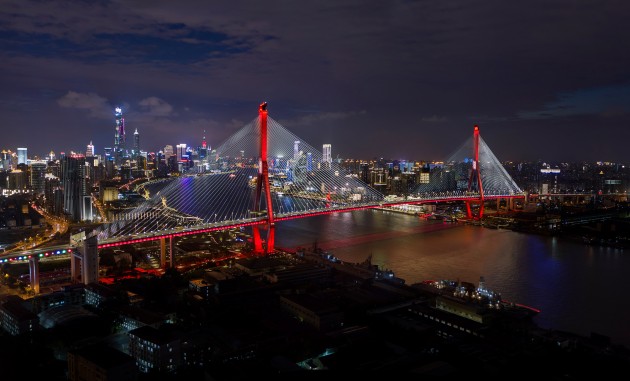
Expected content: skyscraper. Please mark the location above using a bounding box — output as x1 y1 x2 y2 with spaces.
86 141 94 157
133 128 140 158
17 147 27 165
114 107 126 163
30 161 47 195
164 145 174 160
322 144 332 169
44 173 62 215
294 141 300 160
176 144 187 162
61 154 87 222
199 131 208 160
0 150 11 169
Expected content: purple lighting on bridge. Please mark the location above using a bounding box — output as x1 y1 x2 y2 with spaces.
0 249 72 263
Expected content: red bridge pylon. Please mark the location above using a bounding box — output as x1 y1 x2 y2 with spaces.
252 102 275 254
466 125 485 220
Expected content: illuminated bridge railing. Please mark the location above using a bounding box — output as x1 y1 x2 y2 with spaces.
99 191 528 247
0 245 74 263
0 191 529 260
99 192 526 241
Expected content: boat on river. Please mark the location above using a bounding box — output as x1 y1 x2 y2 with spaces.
421 276 540 315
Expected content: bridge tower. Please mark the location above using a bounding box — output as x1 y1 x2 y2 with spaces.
252 102 275 254
70 230 99 285
28 256 40 294
466 125 485 220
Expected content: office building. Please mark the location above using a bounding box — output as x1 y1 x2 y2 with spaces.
133 128 140 158
176 143 187 162
8 169 27 191
163 145 174 161
322 144 332 168
128 325 181 373
17 147 27 165
61 154 87 221
86 141 95 157
114 107 126 164
0 295 40 336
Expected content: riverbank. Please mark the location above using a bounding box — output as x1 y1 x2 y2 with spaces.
481 210 630 250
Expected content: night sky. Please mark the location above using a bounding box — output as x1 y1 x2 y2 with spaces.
2 1 630 163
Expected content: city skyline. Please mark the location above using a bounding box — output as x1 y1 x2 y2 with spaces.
2 1 630 162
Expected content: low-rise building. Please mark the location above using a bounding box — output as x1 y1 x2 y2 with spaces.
0 295 39 335
128 325 181 373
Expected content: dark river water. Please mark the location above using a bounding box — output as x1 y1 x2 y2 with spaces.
273 209 630 348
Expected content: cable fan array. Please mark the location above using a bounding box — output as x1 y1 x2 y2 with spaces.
93 116 524 242
95 115 384 241
411 134 522 198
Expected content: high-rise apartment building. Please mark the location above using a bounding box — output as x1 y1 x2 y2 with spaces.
8 169 27 190
30 161 47 195
44 173 62 215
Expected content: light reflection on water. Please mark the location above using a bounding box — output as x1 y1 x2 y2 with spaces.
274 209 630 347
119 183 630 347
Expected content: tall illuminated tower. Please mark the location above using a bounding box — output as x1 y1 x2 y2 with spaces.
114 107 126 163
176 144 187 162
133 128 140 158
322 144 332 169
293 141 300 160
61 154 87 222
199 130 208 160
86 141 94 157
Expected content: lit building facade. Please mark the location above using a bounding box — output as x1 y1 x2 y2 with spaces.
322 144 332 169
61 154 87 221
17 147 27 165
133 128 140 158
176 144 187 162
8 169 27 191
30 160 47 195
0 295 40 336
114 107 126 164
86 141 94 157
128 325 181 373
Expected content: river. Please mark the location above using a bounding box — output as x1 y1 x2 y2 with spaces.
273 209 630 348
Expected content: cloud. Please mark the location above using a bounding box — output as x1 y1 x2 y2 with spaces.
518 84 630 120
281 110 367 128
56 91 110 118
138 96 175 116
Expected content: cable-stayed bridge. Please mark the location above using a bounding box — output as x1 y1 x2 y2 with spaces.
94 103 523 249
1 103 524 291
